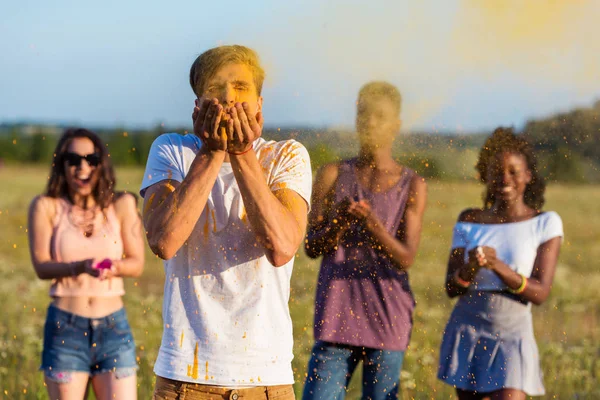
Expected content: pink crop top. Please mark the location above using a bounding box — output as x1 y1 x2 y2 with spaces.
49 198 125 297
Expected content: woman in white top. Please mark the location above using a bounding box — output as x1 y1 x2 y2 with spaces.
437 127 563 400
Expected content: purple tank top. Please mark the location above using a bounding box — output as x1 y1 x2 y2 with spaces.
313 159 416 351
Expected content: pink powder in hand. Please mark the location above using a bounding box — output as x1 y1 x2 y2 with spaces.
95 259 113 270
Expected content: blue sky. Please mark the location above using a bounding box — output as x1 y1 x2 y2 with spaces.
1 0 598 132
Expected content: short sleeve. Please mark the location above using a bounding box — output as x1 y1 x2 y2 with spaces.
539 211 564 244
269 140 313 212
451 222 467 249
139 134 186 198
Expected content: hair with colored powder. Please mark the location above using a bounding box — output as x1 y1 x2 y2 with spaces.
45 128 116 209
476 127 545 210
357 81 402 114
189 45 266 97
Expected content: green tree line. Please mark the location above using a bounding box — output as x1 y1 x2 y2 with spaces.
2 100 599 183
523 100 600 183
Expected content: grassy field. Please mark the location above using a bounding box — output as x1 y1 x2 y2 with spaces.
0 165 598 399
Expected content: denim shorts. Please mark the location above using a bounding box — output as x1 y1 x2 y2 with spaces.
40 304 138 381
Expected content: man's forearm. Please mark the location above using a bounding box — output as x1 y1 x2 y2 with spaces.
230 151 303 266
145 148 224 259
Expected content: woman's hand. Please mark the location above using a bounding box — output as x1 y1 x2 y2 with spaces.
347 199 382 232
473 246 500 271
90 258 121 281
75 258 100 278
329 197 353 227
465 247 486 274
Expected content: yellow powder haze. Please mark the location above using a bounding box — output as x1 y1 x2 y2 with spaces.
251 0 599 130
452 0 599 85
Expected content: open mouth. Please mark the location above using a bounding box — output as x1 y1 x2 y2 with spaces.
74 176 92 186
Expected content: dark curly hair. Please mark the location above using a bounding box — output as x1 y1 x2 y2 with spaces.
475 127 545 210
45 128 116 209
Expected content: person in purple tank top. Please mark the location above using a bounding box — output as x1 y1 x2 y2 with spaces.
302 82 427 400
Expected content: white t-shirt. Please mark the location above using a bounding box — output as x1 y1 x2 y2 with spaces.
140 133 312 386
451 211 563 292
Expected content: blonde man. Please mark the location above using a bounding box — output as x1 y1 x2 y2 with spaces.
141 45 312 399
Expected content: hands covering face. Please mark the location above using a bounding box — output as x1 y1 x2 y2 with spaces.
192 98 263 154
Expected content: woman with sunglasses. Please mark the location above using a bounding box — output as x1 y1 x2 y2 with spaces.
27 128 144 399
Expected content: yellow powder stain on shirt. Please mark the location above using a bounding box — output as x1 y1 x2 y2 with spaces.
242 332 247 339
187 342 199 379
273 182 289 191
203 212 209 239
211 209 217 233
260 146 274 159
240 207 247 224
205 361 209 381
180 331 184 348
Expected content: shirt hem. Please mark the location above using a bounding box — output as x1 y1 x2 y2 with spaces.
153 366 295 387
314 334 409 352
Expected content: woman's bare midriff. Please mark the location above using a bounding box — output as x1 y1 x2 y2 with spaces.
52 295 124 318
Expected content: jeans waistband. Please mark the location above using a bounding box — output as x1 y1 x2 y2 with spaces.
47 303 127 330
155 376 293 399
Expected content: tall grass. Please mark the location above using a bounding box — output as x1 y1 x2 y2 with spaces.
0 165 598 399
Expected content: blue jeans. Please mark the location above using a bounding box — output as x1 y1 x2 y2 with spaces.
303 341 405 400
40 304 138 382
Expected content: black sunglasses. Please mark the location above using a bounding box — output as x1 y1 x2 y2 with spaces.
64 152 101 167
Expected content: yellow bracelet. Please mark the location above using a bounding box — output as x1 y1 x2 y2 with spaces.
165 182 176 192
509 273 528 294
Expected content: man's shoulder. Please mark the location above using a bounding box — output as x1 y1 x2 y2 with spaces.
152 132 201 152
256 137 308 159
